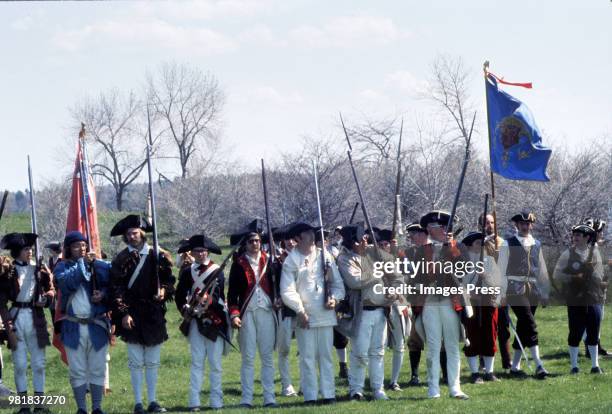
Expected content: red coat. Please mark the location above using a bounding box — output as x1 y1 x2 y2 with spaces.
227 251 274 318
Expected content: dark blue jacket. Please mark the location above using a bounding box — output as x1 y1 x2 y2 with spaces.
55 258 111 351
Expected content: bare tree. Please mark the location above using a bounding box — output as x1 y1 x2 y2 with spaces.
71 89 148 211
148 62 225 178
37 179 71 247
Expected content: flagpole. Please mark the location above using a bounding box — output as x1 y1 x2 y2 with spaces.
78 123 93 252
483 61 499 249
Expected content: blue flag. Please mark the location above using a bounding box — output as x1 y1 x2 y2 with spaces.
486 75 552 181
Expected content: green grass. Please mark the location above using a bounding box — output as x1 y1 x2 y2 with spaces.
1 213 611 413
1 306 610 414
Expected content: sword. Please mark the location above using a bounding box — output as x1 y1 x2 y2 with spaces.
508 315 532 371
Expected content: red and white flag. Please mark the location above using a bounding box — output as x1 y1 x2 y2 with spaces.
53 131 101 364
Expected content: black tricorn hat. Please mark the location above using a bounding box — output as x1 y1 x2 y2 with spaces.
461 231 484 246
340 222 365 244
45 241 63 252
110 214 153 237
571 224 595 237
273 222 298 241
405 222 427 234
314 229 330 243
375 228 393 243
420 210 451 228
229 219 265 246
583 217 606 233
287 222 322 239
178 234 222 255
0 233 38 251
511 211 536 223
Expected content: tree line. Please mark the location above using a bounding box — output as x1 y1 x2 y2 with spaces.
2 56 609 258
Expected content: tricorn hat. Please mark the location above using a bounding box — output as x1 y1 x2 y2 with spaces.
178 234 222 255
286 222 322 239
45 241 63 252
0 233 38 251
340 222 365 245
420 211 451 228
571 224 595 237
110 214 153 237
405 222 427 234
375 228 393 243
583 217 606 233
511 211 536 223
461 231 484 246
229 219 265 246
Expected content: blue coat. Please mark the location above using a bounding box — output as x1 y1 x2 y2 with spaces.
55 258 111 351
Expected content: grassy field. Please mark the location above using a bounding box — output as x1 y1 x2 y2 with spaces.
1 213 611 413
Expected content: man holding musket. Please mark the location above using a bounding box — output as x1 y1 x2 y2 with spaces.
280 222 345 404
553 223 605 374
175 234 228 411
412 211 469 400
55 231 111 414
109 215 175 414
0 233 55 414
375 228 410 392
337 223 400 401
460 231 502 383
227 221 278 409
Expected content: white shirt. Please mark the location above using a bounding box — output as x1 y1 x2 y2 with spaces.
497 233 550 300
15 262 36 303
70 260 92 318
246 252 272 311
280 248 345 328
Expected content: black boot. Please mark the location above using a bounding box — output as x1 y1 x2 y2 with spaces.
338 362 348 379
440 351 448 383
409 350 421 380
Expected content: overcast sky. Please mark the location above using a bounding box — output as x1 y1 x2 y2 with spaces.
1 0 610 191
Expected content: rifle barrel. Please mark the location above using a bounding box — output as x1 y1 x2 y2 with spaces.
27 156 41 262
0 190 9 222
146 106 160 295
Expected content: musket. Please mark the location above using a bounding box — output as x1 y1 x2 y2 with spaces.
445 111 477 235
146 106 161 299
312 160 331 303
391 118 404 240
260 159 279 307
479 193 489 264
443 111 477 319
478 193 489 327
339 113 377 246
348 202 360 224
27 156 44 304
78 124 97 290
179 239 244 337
340 114 402 332
0 190 9 222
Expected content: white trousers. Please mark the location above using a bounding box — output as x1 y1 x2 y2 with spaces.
127 343 161 404
423 298 461 396
188 320 223 409
12 309 46 393
389 305 410 384
295 326 335 401
238 308 276 405
66 324 108 388
349 308 387 395
276 316 295 391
